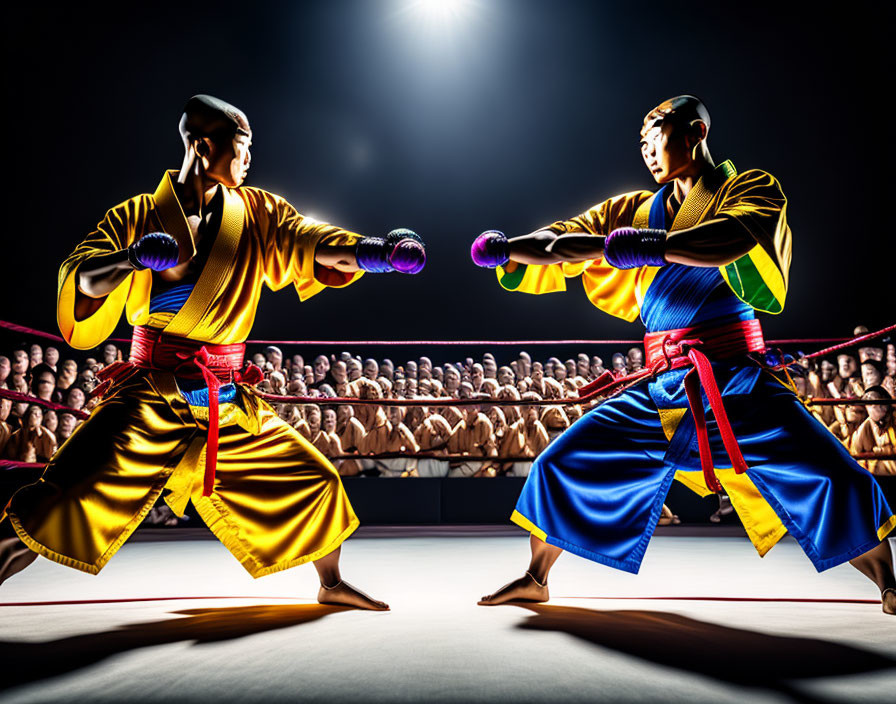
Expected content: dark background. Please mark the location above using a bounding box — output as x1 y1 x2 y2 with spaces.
3 1 893 351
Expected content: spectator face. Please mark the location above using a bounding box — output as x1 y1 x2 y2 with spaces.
627 348 644 372
43 409 58 433
265 347 283 369
554 365 567 382
85 358 99 373
337 405 353 423
332 362 347 383
863 390 890 423
314 355 330 380
433 367 443 383
387 406 403 425
323 408 337 433
861 362 884 389
303 366 314 384
13 375 28 393
445 368 461 392
0 398 11 421
25 404 43 428
417 358 432 380
291 354 305 370
517 352 531 377
58 412 77 440
590 356 604 376
406 361 418 379
532 363 543 381
103 344 118 365
820 360 836 383
347 360 362 381
497 366 514 385
0 356 9 383
379 363 394 381
66 387 86 410
564 360 576 378
483 360 497 379
363 360 378 380
252 353 266 367
35 370 56 401
845 402 867 424
13 350 28 375
45 347 60 368
307 409 322 434
612 354 626 372
837 354 857 379
471 364 483 383
29 345 43 367
577 355 589 377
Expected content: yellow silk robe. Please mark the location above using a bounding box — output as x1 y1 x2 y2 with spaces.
497 161 797 558
5 171 365 577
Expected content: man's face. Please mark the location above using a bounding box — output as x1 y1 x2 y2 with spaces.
323 409 337 433
103 344 118 365
332 362 347 383
445 369 460 391
348 360 362 381
67 387 85 409
59 413 77 437
0 356 9 380
640 120 693 184
497 366 514 385
13 350 28 374
0 398 11 421
314 355 330 379
820 360 836 383
204 133 252 188
837 355 857 379
363 361 378 380
29 345 43 366
308 409 321 434
36 371 56 400
627 349 644 371
26 405 43 428
867 397 889 423
46 348 60 367
861 364 883 389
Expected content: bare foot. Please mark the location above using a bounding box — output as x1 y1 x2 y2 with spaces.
478 572 549 606
883 589 896 616
317 580 389 611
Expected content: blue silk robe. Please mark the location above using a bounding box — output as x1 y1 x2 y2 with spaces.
500 162 894 573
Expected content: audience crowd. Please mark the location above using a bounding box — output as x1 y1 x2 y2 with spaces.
2 326 895 484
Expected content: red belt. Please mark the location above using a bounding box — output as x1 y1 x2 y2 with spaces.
644 318 765 492
95 326 263 496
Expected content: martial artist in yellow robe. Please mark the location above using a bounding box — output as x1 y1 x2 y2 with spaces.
4 169 367 577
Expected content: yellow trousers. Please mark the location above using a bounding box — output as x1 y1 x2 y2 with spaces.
4 371 358 577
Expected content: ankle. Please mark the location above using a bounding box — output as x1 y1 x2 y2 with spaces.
525 570 547 588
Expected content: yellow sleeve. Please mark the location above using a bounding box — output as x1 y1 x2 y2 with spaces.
250 189 365 302
715 170 791 314
496 190 653 321
57 196 152 350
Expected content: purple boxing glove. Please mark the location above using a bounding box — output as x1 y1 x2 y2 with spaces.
603 227 667 269
355 229 426 274
471 230 510 268
389 238 426 274
128 232 180 271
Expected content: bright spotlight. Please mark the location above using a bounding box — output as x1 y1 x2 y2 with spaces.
404 0 476 29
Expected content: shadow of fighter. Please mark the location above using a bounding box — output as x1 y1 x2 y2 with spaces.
0 603 347 691
512 604 896 702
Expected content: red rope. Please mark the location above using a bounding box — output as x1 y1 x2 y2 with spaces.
4 319 887 349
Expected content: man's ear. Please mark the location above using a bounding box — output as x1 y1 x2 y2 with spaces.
195 137 212 158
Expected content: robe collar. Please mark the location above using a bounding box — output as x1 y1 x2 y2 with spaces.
151 170 246 339
669 160 737 232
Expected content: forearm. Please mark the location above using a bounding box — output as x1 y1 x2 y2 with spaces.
76 249 135 298
314 243 359 272
505 230 569 265
663 216 756 267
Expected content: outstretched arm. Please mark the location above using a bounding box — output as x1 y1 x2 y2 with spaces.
664 216 756 267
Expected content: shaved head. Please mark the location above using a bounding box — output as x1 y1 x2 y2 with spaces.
641 95 710 138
